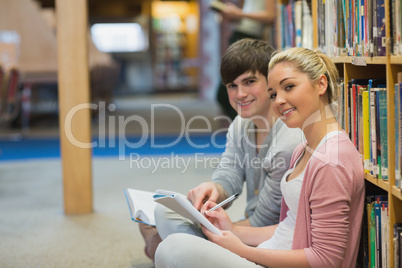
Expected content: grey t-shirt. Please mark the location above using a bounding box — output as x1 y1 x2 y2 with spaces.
212 116 304 227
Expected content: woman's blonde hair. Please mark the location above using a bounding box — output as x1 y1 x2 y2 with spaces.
268 47 340 115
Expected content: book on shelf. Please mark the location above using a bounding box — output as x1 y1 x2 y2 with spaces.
368 79 386 178
301 0 313 49
392 0 401 55
394 223 402 268
348 79 369 151
358 85 366 155
364 195 388 267
378 88 388 180
375 88 382 179
358 194 370 267
373 196 388 267
380 202 389 268
124 188 222 235
362 89 371 172
338 79 346 130
294 0 302 47
397 72 402 188
329 0 398 56
376 0 386 56
374 198 382 267
395 82 400 187
277 0 313 50
368 197 376 267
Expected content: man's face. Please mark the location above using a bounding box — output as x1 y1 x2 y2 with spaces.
226 71 271 119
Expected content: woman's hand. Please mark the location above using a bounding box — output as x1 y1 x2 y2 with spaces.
221 2 243 21
201 201 234 231
202 227 247 256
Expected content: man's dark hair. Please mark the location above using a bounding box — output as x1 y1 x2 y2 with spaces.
220 38 275 85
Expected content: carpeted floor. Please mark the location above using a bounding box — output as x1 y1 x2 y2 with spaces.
0 94 246 267
0 156 246 268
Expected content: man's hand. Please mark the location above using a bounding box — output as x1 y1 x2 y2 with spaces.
187 182 223 211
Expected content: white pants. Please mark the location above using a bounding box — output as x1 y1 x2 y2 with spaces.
155 233 264 268
154 203 206 239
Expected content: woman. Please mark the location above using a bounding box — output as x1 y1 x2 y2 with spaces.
155 47 365 268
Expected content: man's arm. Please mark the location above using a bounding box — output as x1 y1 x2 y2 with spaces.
187 182 229 211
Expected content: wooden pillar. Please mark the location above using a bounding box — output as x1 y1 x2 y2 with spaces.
56 0 93 214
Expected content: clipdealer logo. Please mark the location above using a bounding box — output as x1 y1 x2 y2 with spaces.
63 102 232 160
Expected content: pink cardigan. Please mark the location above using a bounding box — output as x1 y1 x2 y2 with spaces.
279 132 365 268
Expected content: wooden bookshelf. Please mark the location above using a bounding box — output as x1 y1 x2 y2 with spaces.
365 173 390 192
392 186 402 201
390 56 402 64
274 0 402 266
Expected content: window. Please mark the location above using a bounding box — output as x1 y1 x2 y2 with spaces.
91 23 148 53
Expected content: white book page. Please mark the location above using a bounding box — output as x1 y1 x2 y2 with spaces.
154 191 222 236
125 189 156 226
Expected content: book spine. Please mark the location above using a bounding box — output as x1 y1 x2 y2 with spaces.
373 0 377 56
392 0 398 54
394 224 402 268
364 0 369 55
352 84 358 148
374 199 382 267
376 90 382 179
370 202 376 267
369 84 378 177
368 0 373 55
360 0 365 55
378 89 388 180
363 90 371 172
339 80 346 129
358 86 364 155
398 73 402 188
353 0 358 55
295 0 302 47
395 83 401 186
301 0 314 49
377 0 386 56
400 0 402 54
380 203 388 267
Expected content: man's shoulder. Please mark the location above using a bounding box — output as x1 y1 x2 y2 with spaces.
229 116 254 132
274 120 304 143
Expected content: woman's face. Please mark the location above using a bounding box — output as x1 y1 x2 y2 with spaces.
267 62 327 129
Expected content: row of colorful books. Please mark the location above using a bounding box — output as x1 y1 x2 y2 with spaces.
361 195 402 267
279 0 402 56
337 75 402 189
316 0 402 57
277 0 313 51
361 195 389 267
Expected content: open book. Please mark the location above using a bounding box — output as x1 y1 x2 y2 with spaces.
124 188 222 236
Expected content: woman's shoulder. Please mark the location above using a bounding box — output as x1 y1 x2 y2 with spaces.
309 132 364 175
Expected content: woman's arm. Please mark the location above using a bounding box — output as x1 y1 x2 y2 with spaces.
222 0 276 24
202 202 278 246
203 228 310 268
231 224 278 246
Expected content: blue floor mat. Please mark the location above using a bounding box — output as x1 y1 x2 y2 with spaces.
0 134 227 161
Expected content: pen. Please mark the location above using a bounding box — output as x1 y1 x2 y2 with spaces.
204 193 239 215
